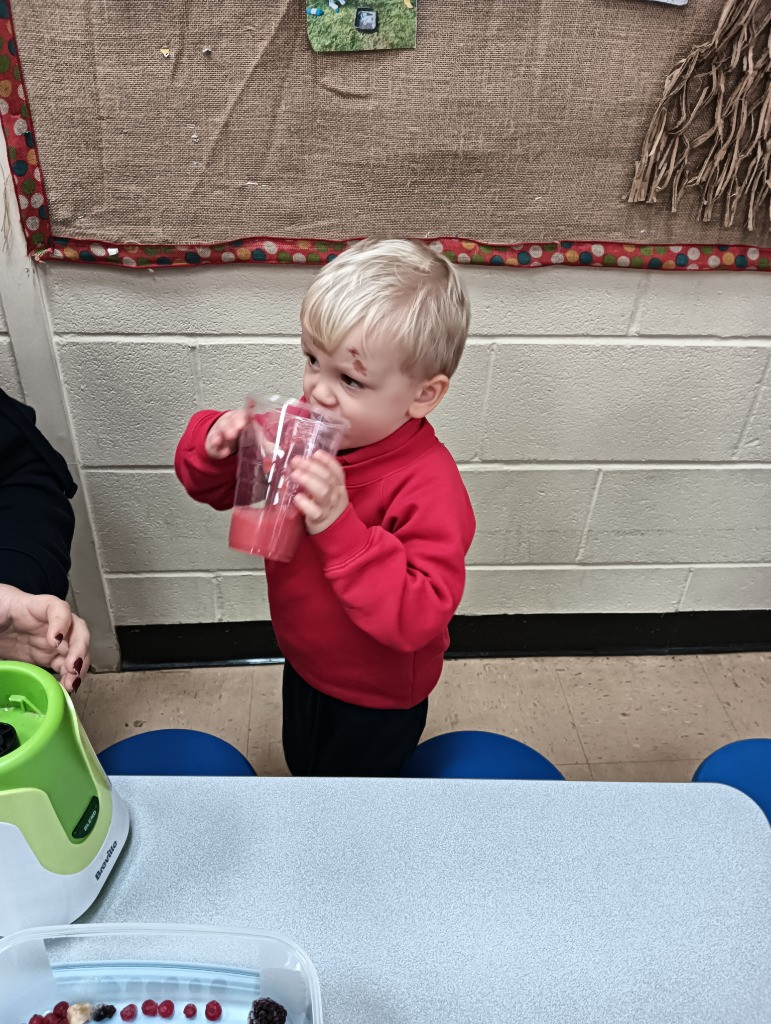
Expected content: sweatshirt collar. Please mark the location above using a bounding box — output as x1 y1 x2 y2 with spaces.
337 417 436 486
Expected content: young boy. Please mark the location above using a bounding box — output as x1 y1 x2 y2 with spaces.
175 238 476 776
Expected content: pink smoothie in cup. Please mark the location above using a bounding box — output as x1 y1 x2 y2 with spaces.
228 395 348 564
228 503 305 563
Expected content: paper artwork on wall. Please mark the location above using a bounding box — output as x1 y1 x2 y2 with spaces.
307 0 417 52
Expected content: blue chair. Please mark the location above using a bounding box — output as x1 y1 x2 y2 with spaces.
693 738 771 824
402 730 564 780
98 728 256 777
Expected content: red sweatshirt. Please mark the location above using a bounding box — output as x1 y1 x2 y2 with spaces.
175 411 476 709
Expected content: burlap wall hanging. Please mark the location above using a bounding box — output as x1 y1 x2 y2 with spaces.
1 0 769 270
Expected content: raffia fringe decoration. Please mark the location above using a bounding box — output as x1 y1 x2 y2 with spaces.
629 0 771 231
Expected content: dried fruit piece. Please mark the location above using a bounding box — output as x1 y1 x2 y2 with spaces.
204 1002 222 1022
248 998 288 1024
140 1003 158 1019
120 1008 138 1023
157 1003 174 1020
54 1005 70 1018
183 1007 197 1020
29 1016 45 1024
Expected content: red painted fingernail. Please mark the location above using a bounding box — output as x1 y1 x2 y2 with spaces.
74 657 83 673
55 633 64 644
72 677 81 692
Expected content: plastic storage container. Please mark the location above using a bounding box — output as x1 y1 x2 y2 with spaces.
0 923 322 1024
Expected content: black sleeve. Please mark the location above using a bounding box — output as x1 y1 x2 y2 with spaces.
0 388 77 600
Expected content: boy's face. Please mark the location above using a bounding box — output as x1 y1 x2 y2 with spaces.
302 325 432 450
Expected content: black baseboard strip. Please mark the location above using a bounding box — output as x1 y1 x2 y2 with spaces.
117 610 771 671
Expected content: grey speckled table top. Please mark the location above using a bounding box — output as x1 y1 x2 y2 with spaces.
89 778 771 1024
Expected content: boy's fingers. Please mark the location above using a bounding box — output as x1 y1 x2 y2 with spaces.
294 492 323 521
294 457 338 485
312 450 345 483
206 430 225 458
292 466 334 502
221 411 248 440
292 460 327 483
223 419 245 441
209 432 237 459
207 411 246 459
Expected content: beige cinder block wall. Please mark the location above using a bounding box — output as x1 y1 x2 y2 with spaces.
29 262 770 628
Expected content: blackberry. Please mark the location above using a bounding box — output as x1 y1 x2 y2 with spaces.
91 1008 117 1022
248 998 288 1024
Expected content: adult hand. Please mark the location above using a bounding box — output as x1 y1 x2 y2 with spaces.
0 584 90 693
205 409 249 460
292 450 349 535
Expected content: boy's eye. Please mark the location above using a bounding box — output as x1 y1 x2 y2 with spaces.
305 353 318 367
342 374 364 390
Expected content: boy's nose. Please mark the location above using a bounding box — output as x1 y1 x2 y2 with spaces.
310 381 337 408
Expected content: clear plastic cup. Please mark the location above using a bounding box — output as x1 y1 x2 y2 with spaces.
229 395 348 563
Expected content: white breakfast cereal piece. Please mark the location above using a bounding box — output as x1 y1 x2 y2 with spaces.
67 1004 93 1024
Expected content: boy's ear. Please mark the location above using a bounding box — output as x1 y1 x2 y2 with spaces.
408 375 450 419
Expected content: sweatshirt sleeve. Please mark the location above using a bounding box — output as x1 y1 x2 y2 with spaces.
310 455 475 653
0 389 76 599
174 410 237 511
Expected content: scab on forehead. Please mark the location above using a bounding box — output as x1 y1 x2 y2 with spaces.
348 346 368 376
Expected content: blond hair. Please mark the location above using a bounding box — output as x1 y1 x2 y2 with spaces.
300 239 470 379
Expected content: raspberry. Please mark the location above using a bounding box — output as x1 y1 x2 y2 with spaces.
204 1003 222 1022
29 1016 45 1024
248 998 287 1024
54 1005 70 1018
92 1006 117 1021
141 1003 158 1018
157 1003 174 1020
44 1015 58 1024
120 1008 138 1022
183 1007 197 1020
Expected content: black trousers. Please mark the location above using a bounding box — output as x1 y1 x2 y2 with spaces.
282 660 428 777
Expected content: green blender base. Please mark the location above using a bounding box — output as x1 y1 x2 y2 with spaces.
0 661 130 933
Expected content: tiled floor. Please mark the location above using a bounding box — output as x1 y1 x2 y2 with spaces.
72 652 771 780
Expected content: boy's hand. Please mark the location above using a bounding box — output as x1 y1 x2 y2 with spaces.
292 450 349 535
205 409 249 460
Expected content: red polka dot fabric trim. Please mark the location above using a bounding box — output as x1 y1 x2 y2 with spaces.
1 4 769 272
